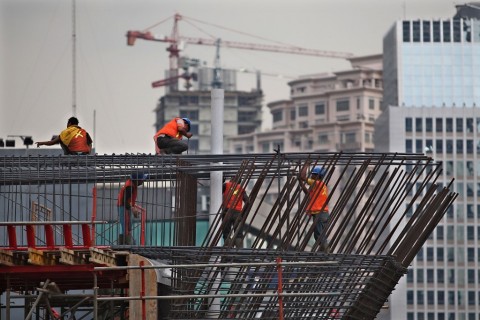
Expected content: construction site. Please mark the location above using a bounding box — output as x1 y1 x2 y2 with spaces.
0 152 457 319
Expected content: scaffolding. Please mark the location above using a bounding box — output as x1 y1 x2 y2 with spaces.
0 152 457 319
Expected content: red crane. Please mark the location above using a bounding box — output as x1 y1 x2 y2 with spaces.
126 13 354 90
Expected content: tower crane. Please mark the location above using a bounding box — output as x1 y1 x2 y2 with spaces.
126 13 354 91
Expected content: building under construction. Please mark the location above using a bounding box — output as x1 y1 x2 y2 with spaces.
0 152 456 319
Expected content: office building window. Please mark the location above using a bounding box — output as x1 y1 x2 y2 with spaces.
417 247 424 261
433 21 441 42
417 269 424 283
407 269 414 283
446 140 453 153
468 291 476 305
453 19 461 42
456 139 464 153
426 247 434 261
336 99 350 112
180 110 199 120
467 247 474 261
290 109 296 120
466 118 474 132
407 313 414 320
298 105 308 116
417 291 424 305
427 269 434 283
437 247 444 261
315 103 325 115
403 21 411 42
272 110 283 122
436 118 443 132
425 118 432 132
466 140 473 153
416 118 423 132
438 314 445 320
413 21 421 42
427 291 434 305
467 269 475 284
467 226 474 240
456 118 464 132
448 268 455 284
436 225 444 240
466 162 474 177
448 291 455 305
443 21 451 42
416 139 423 153
406 118 412 132
438 291 445 305
437 269 445 283
436 139 443 153
427 313 434 320
423 21 431 42
446 118 453 132
407 290 414 304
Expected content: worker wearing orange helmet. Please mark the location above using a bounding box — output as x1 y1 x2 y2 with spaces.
153 117 193 154
36 117 92 155
299 163 330 252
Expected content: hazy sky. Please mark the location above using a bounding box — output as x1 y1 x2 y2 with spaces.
0 0 459 154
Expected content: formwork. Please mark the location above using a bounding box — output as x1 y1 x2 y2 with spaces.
0 152 457 319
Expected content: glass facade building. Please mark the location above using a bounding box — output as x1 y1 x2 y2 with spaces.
383 19 480 109
378 15 480 320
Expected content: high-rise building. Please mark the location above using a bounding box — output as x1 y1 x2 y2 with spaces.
228 54 383 154
376 4 480 319
154 67 263 155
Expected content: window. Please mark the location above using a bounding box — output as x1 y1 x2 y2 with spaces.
437 226 444 240
456 118 464 132
426 247 434 261
406 118 413 132
436 139 443 153
427 291 435 305
369 98 375 110
319 134 329 144
427 269 434 283
272 110 283 122
417 291 424 305
290 109 296 120
298 105 308 117
438 291 445 305
446 118 453 132
180 110 199 120
446 140 453 153
426 118 432 132
467 269 475 284
423 21 431 42
457 139 464 153
336 99 349 112
403 21 411 42
407 269 414 283
453 19 461 42
466 118 474 132
468 291 476 305
416 118 423 132
437 269 444 283
467 226 474 240
433 21 441 42
466 140 473 153
315 103 325 115
417 247 424 261
467 247 474 261
413 21 421 42
416 139 423 153
437 247 444 261
238 111 257 122
436 118 443 132
443 21 451 42
417 269 424 282
407 290 414 304
448 291 455 305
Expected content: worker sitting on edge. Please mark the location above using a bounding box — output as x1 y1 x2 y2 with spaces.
153 117 193 154
299 163 330 252
36 117 93 155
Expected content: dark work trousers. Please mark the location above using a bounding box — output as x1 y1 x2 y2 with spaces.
222 209 243 245
310 211 329 251
156 136 188 154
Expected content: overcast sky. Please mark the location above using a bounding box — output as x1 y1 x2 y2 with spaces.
0 0 459 154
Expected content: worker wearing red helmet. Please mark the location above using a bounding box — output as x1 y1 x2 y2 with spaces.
153 117 193 154
299 162 330 252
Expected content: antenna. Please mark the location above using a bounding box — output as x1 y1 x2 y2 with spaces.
72 0 77 116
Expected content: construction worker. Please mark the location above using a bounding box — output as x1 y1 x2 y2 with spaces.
36 117 93 155
222 178 249 248
153 117 193 154
299 164 330 252
117 173 145 244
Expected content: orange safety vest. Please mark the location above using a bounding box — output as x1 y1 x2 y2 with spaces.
59 126 90 153
223 181 245 211
153 118 184 154
117 179 138 208
306 179 329 213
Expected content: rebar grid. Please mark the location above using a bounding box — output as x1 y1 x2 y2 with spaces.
0 152 457 319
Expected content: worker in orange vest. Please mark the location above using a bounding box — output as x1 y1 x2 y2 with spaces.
36 117 93 155
153 117 193 154
117 173 145 244
299 164 330 252
222 178 250 248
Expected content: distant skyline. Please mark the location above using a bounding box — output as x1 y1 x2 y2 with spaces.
0 0 460 154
